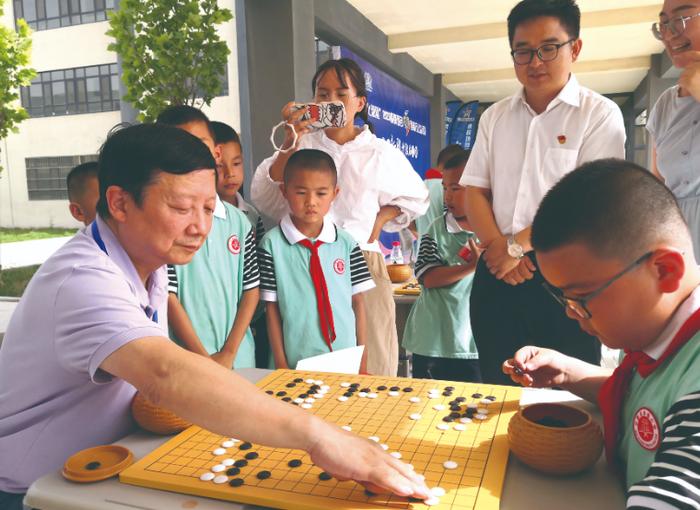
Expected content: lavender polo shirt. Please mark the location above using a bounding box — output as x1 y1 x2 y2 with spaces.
0 215 168 493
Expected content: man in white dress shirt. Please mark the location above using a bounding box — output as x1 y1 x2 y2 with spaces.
461 0 626 383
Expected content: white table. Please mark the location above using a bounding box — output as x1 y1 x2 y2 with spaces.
25 369 626 510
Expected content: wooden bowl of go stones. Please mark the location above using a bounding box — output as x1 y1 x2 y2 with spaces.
386 263 412 283
131 392 191 435
508 402 603 475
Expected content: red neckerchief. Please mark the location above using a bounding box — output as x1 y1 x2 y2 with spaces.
598 306 700 469
298 239 336 349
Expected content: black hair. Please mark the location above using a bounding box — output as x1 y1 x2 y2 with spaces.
441 149 471 171
437 144 465 167
283 149 337 185
211 120 241 147
156 104 214 139
312 58 375 134
507 0 581 46
95 123 216 219
66 161 98 202
532 158 689 260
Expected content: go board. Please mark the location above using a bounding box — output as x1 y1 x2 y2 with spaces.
120 370 521 509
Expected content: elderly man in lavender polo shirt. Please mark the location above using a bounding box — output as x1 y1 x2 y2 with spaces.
0 124 430 510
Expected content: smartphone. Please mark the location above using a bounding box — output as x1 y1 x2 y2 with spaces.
290 101 346 131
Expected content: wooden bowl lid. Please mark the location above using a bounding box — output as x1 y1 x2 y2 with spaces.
62 445 133 483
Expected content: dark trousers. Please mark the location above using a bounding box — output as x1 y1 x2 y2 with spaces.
251 313 270 369
0 490 26 510
470 253 600 385
412 354 482 383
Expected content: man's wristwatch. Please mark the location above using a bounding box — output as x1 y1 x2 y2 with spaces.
507 235 525 259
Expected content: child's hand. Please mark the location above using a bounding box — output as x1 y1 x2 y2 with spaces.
502 346 571 388
211 350 236 369
460 238 482 271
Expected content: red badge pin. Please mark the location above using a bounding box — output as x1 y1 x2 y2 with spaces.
557 134 567 145
227 235 241 255
633 407 660 451
333 258 345 275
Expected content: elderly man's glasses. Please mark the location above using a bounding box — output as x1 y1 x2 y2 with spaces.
652 12 700 40
542 252 653 320
510 39 575 65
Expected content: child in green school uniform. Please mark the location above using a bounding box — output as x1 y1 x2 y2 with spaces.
503 159 700 508
403 150 482 383
158 106 260 370
258 149 375 372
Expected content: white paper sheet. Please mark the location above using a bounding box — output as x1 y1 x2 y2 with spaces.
294 345 365 374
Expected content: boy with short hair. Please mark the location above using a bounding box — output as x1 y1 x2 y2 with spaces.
503 159 700 508
210 121 265 242
157 105 260 369
258 149 375 372
403 150 481 382
66 161 99 226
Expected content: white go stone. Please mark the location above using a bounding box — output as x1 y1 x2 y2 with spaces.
475 413 488 420
199 472 215 481
431 487 446 497
358 392 368 398
368 436 380 442
477 408 489 414
314 379 324 385
321 385 330 391
436 423 450 431
409 397 421 403
367 393 378 399
222 459 235 467
294 398 304 404
211 464 226 473
341 425 352 431
338 396 349 402
424 497 440 506
467 403 478 410
314 392 325 398
213 475 229 484
459 417 473 424
380 444 389 451
428 388 440 394
428 394 440 399
305 379 315 384
481 398 494 405
213 448 226 456
340 382 351 388
443 460 458 470
228 438 240 443
305 398 315 404
388 391 400 397
301 403 313 409
454 424 466 431
409 413 422 420
222 440 235 448
390 452 402 459
433 404 446 411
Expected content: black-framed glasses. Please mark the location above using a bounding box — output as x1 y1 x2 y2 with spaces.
510 39 576 65
652 12 700 40
542 252 653 320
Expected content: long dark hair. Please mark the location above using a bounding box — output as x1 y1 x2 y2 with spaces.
311 58 375 133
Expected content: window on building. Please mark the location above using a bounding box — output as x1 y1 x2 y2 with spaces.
13 0 115 31
25 154 98 201
20 63 120 118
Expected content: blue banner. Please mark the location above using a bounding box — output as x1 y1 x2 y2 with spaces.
445 100 462 145
336 47 431 177
446 100 479 150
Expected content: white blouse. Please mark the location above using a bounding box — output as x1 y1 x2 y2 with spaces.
251 126 429 252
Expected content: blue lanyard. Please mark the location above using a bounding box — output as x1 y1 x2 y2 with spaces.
91 221 159 324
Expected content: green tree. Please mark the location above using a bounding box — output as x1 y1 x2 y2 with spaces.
107 0 233 123
0 0 35 172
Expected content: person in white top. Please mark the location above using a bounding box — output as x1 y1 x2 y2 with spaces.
460 0 626 384
252 58 429 376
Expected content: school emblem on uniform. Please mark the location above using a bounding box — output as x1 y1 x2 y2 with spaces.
333 258 345 275
403 110 411 136
557 134 567 145
633 407 660 451
227 235 241 255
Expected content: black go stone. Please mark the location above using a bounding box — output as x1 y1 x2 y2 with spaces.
245 452 259 460
343 392 353 398
226 467 240 476
276 391 287 397
442 391 453 397
293 378 304 383
450 405 461 411
390 386 400 391
456 396 467 402
486 395 497 401
472 393 483 399
298 393 308 399
443 416 455 422
85 461 101 470
282 397 292 402
318 472 332 481
286 383 296 388
365 489 376 497
445 386 455 391
265 390 273 395
239 442 252 450
292 402 299 406
234 459 248 468
377 385 387 391
360 387 371 393
288 459 302 468
350 383 360 388
257 470 271 480
310 384 320 391
402 387 413 392
449 412 461 419
229 478 245 487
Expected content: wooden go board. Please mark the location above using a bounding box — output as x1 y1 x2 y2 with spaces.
120 370 521 509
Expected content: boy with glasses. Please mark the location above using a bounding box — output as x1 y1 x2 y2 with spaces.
503 159 700 509
461 0 626 383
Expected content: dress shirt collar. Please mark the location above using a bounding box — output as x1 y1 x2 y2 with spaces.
280 213 337 245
